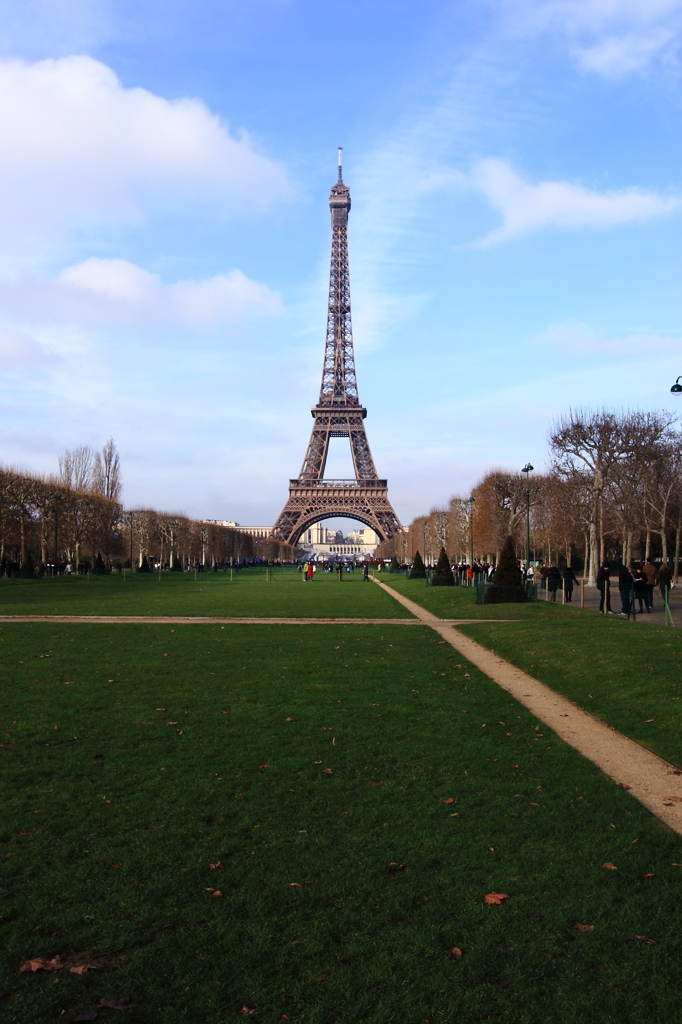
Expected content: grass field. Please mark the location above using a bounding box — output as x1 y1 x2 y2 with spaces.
0 570 410 620
3 575 682 1022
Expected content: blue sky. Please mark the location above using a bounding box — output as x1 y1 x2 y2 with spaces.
1 0 682 526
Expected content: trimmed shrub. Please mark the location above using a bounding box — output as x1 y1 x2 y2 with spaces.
409 550 426 579
171 555 183 572
139 555 151 573
93 553 107 575
492 536 522 586
432 546 454 586
389 556 400 573
484 536 526 603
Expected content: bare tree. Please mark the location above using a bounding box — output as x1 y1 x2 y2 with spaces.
92 438 122 502
59 445 95 491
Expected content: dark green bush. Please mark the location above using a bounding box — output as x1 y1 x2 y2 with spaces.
139 555 151 573
409 551 426 579
93 553 107 575
432 546 454 586
389 556 400 573
492 536 522 587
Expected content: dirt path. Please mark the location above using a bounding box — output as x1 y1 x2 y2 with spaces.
372 578 682 835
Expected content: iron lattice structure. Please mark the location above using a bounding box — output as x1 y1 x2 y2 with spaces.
273 152 402 547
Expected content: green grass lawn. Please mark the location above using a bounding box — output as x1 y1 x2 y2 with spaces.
0 570 410 619
3 621 682 1023
455 618 682 770
379 576 575 621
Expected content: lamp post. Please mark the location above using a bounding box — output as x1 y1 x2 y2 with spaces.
671 377 682 393
51 494 62 576
521 463 534 574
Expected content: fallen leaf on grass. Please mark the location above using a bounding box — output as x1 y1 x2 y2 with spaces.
290 883 303 887
64 681 74 685
313 760 322 765
322 768 334 776
575 924 595 932
635 936 655 945
259 764 270 769
315 973 330 982
447 947 462 959
285 717 294 723
642 873 655 878
389 862 405 870
155 708 166 711
19 958 63 973
603 863 618 870
369 780 381 786
210 891 223 898
239 1001 257 1015
443 797 455 805
70 964 96 974
209 863 223 871
97 998 130 1010
484 892 509 905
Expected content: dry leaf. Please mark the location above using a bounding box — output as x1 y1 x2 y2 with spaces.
69 964 97 975
642 873 655 878
484 892 509 905
209 862 223 871
389 862 405 870
315 973 330 982
290 882 303 887
369 780 381 786
322 768 334 775
19 957 63 973
443 798 455 805
259 764 270 768
665 795 682 803
285 717 294 723
97 998 130 1010
645 719 654 723
575 924 595 932
447 947 462 959
617 783 632 790
239 1001 257 1016
64 681 74 685
313 760 322 765
603 862 618 870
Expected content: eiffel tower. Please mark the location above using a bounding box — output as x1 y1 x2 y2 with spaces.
273 150 402 547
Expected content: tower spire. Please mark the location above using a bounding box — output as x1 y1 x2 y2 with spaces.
272 153 401 547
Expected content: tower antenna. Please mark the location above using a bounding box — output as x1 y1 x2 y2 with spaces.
338 147 343 182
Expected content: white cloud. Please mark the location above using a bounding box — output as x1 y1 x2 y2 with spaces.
574 28 675 75
0 328 61 369
0 258 283 330
534 321 679 355
0 55 290 236
468 158 680 244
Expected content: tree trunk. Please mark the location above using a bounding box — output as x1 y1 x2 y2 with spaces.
674 506 682 583
566 539 572 568
645 529 651 561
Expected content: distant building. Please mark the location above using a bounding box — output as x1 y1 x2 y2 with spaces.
202 519 239 528
298 524 379 559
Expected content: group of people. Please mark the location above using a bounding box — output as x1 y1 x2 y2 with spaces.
596 560 673 616
531 564 579 601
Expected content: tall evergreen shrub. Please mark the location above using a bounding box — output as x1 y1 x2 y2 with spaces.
20 551 35 579
484 536 526 603
139 555 151 573
432 547 455 586
389 555 400 573
93 553 106 575
409 550 427 579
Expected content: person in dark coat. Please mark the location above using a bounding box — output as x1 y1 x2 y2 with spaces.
596 562 612 613
618 564 635 616
633 567 648 613
643 559 656 610
658 563 673 602
546 564 562 601
562 566 579 602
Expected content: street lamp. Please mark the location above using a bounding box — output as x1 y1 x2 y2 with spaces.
521 463 534 573
51 494 62 576
672 377 682 393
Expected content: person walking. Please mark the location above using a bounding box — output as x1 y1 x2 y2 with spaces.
562 565 578 602
618 563 635 617
362 563 369 582
546 564 561 601
596 561 612 614
306 562 314 583
643 558 656 610
658 562 673 604
337 564 343 581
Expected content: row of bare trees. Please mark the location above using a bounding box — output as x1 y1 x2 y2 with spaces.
1 467 295 573
376 410 682 582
